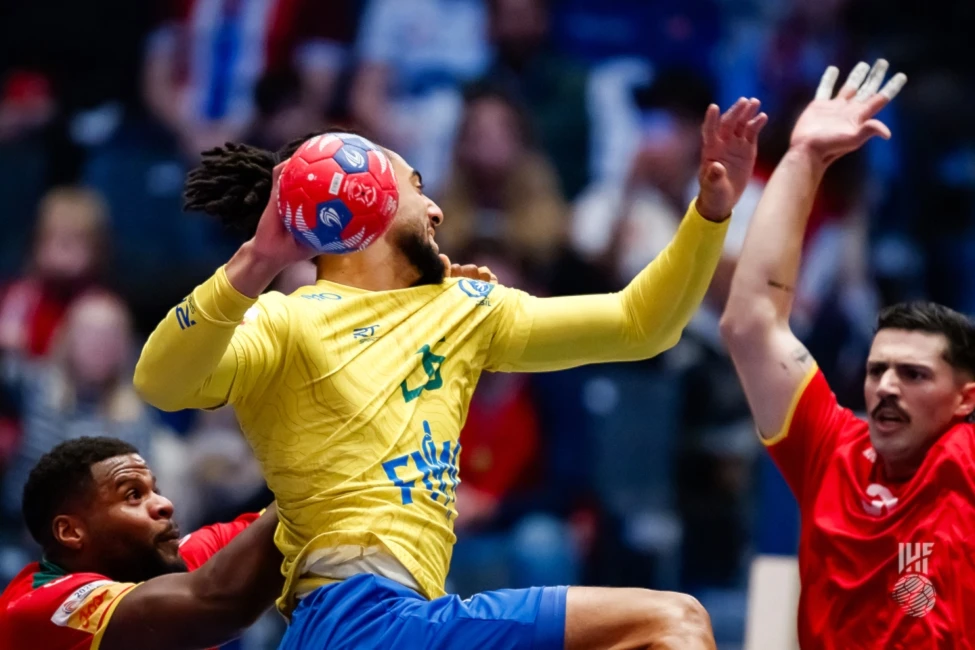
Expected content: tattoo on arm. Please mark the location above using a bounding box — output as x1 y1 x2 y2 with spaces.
791 345 811 369
767 279 794 293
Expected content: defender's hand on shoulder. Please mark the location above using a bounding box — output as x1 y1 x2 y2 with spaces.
441 254 497 283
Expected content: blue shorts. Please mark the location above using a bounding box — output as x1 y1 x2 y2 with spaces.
278 574 568 650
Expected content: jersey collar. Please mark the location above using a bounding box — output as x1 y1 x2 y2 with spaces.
32 558 67 588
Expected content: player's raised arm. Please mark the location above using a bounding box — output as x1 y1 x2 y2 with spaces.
488 99 768 372
134 146 315 411
98 506 282 650
719 61 907 438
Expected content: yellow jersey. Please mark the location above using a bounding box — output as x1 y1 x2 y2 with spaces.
135 203 727 614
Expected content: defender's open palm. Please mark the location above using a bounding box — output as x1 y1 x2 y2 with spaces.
791 60 907 165
696 98 768 221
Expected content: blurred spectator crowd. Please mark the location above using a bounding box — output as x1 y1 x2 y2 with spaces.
1 0 973 647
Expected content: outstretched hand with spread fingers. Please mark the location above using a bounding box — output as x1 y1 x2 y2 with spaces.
791 59 907 165
696 97 769 222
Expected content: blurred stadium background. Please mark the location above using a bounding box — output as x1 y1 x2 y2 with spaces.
0 0 971 647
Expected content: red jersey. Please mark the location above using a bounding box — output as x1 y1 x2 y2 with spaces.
459 375 540 499
0 512 259 650
0 278 73 358
767 367 975 649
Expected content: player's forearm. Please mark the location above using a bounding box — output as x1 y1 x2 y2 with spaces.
721 147 826 338
190 506 283 625
101 508 282 650
615 201 729 353
225 239 290 298
506 204 727 371
134 252 262 411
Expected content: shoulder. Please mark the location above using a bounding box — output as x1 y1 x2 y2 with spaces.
0 564 39 613
252 290 294 316
441 279 530 319
4 570 134 640
268 286 348 335
444 278 528 304
284 286 346 307
797 368 857 424
767 367 865 448
238 291 297 333
937 422 975 464
447 278 496 300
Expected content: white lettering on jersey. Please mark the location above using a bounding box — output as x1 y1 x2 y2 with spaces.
861 483 898 516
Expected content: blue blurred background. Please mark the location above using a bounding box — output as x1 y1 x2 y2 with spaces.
0 0 972 647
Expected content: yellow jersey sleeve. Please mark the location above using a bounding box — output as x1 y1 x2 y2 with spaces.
134 265 290 411
486 201 729 372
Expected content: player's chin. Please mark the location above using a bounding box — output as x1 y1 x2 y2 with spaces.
157 539 183 565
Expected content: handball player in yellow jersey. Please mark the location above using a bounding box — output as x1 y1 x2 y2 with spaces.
134 97 767 649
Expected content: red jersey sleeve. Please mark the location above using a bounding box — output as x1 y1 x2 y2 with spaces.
764 366 860 506
177 511 262 570
3 572 137 650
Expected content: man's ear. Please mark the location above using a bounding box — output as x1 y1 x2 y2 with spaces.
52 514 86 551
956 379 975 421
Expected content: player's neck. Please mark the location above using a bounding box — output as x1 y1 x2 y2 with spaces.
881 453 925 483
46 552 93 578
315 246 420 292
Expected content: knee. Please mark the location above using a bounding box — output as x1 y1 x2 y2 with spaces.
641 591 714 650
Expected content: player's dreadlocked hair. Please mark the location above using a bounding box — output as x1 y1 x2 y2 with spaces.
183 129 370 237
182 134 315 238
22 437 139 550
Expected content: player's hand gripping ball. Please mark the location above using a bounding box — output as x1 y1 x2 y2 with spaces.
277 133 399 254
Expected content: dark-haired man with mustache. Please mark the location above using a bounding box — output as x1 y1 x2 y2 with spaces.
721 60 975 648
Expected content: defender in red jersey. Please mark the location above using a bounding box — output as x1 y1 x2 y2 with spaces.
722 60 975 649
0 437 282 650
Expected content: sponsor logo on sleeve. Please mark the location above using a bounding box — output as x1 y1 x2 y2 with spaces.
175 297 197 330
51 580 114 628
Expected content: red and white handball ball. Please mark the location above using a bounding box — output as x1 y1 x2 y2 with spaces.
277 133 399 254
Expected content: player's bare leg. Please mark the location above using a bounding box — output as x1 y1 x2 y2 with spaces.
565 587 715 650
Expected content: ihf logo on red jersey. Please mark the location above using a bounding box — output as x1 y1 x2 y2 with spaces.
892 543 936 617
